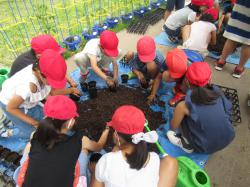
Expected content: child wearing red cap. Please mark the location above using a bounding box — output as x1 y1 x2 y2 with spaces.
91 105 178 187
0 49 69 141
124 36 167 88
166 62 235 154
15 95 110 187
163 0 213 43
74 30 119 88
147 48 188 106
9 34 80 96
181 8 218 56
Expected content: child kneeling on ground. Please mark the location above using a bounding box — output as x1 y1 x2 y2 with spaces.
166 62 235 153
147 48 188 106
14 95 110 187
181 7 218 57
124 36 167 89
74 30 119 89
90 105 178 187
0 49 68 141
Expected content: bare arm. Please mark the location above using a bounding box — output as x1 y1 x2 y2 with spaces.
90 173 105 187
50 87 80 96
210 30 217 45
133 69 146 84
218 15 225 32
89 55 108 81
6 95 38 127
170 101 189 130
82 128 110 152
66 75 78 87
158 156 178 187
150 73 162 97
112 58 118 81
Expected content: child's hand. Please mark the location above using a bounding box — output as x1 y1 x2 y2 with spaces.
106 77 115 88
69 80 78 88
137 72 146 84
71 87 81 96
146 94 156 105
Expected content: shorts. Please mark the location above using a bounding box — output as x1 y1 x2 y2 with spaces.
74 53 112 75
166 0 185 11
163 25 181 38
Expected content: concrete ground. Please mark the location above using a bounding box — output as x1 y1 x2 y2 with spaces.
67 20 250 187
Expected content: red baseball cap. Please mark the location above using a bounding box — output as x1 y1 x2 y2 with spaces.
137 36 156 63
44 95 79 120
204 7 219 21
192 0 214 8
166 48 188 79
39 49 67 89
186 62 212 87
100 30 119 57
31 34 65 55
107 105 145 135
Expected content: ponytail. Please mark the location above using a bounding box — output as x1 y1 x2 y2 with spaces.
33 118 68 149
117 132 149 170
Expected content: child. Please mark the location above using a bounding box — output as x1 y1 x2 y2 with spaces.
163 0 213 42
74 30 119 89
181 7 218 56
91 105 178 187
147 48 188 106
124 36 167 88
0 49 67 140
15 95 110 187
9 34 80 96
166 62 235 153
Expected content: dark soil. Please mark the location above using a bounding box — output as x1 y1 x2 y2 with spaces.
74 86 166 152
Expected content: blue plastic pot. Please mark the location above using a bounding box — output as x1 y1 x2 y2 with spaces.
82 29 99 41
93 23 108 35
133 7 147 17
106 17 119 28
63 35 81 51
151 2 161 9
121 13 133 23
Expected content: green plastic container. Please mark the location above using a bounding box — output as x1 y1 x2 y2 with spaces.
176 156 211 187
0 68 10 89
127 71 136 79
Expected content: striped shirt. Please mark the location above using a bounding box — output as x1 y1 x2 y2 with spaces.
223 0 250 45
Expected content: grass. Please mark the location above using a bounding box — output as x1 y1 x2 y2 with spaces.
0 0 152 67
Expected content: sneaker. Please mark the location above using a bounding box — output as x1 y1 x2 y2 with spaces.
232 66 244 78
166 131 194 153
169 92 185 107
215 60 226 71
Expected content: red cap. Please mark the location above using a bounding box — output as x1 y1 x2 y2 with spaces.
31 34 65 55
39 49 67 89
44 95 79 120
204 7 219 21
107 105 145 135
137 36 156 63
186 62 212 87
100 30 119 57
166 48 188 79
191 0 214 8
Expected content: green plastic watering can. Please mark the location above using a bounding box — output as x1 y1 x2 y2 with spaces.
0 68 10 89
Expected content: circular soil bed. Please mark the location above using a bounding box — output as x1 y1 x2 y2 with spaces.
74 86 166 152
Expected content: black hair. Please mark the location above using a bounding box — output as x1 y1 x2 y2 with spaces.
117 132 149 170
190 84 221 105
188 3 201 14
89 153 102 163
33 118 68 149
200 13 215 23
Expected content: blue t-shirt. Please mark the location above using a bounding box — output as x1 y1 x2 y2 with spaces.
182 86 235 154
129 50 167 74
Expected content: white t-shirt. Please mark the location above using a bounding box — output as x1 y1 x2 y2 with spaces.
0 65 51 109
82 38 103 62
183 21 217 52
95 151 160 187
165 7 196 30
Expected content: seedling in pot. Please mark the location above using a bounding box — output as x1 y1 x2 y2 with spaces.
121 74 129 83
